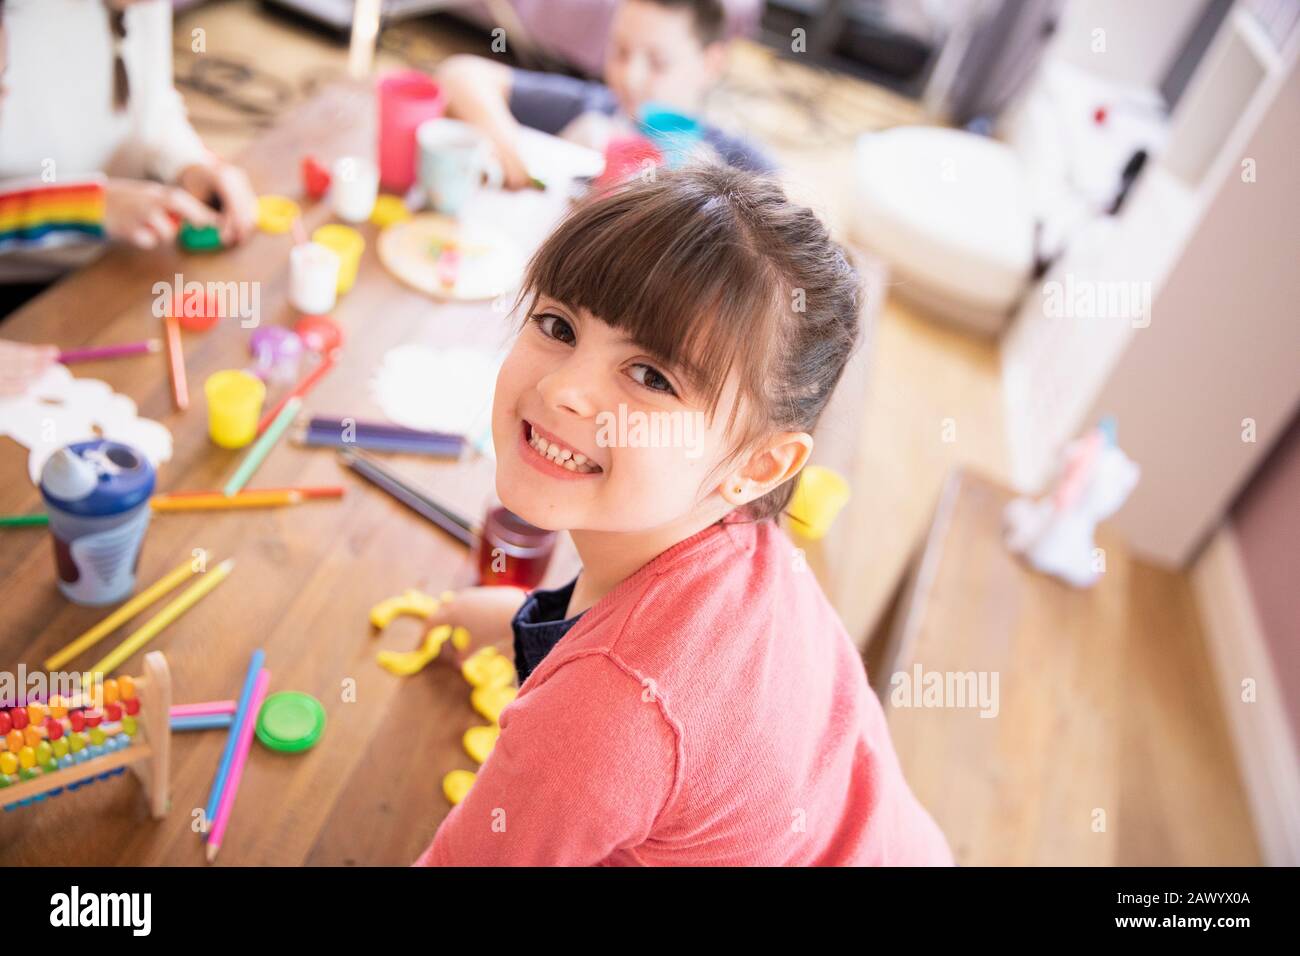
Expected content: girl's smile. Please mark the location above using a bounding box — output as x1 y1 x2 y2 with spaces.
519 420 604 478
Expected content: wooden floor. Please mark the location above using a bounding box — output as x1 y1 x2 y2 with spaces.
120 0 1259 863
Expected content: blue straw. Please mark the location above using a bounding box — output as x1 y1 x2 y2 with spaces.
172 713 235 731
204 649 265 831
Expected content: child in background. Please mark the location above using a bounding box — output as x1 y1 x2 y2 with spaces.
437 0 775 188
0 0 255 316
414 166 954 866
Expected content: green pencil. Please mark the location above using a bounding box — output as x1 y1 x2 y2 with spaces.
223 396 301 497
0 513 49 527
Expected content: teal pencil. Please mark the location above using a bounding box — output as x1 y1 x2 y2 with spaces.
0 513 49 527
223 396 301 497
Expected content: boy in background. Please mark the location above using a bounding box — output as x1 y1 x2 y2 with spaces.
437 0 774 188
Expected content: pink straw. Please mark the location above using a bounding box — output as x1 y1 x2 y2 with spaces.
171 700 237 718
205 669 270 862
58 339 161 364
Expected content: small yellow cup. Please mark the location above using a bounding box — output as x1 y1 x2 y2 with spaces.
205 369 266 449
312 224 365 295
786 465 851 540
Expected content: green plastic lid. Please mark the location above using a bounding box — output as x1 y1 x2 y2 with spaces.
256 692 325 753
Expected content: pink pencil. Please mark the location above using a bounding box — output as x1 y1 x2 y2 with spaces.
205 668 269 863
171 700 237 718
58 339 161 364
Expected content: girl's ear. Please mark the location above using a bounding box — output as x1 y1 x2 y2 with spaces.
720 432 814 506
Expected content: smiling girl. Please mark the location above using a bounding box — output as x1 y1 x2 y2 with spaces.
415 165 954 866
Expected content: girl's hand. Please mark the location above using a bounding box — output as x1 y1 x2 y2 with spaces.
104 178 218 249
0 340 58 396
177 162 259 246
424 586 529 656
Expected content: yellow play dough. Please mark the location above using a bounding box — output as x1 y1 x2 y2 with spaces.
256 195 300 234
463 724 500 764
443 769 476 805
462 648 515 690
370 194 412 228
369 589 440 629
471 685 517 724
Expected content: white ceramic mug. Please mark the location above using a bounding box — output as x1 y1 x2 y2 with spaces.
416 118 503 216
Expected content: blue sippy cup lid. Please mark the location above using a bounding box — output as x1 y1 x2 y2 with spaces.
39 440 156 517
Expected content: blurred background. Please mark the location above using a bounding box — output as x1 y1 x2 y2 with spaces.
163 0 1297 865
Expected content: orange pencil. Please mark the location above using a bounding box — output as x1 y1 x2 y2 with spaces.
151 490 304 512
160 485 345 500
164 314 188 410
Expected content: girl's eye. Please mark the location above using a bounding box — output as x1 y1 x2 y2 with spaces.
533 313 576 345
628 363 676 396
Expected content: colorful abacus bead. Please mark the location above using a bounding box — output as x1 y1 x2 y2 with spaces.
122 716 137 737
0 711 10 734
118 675 136 701
68 710 85 732
27 703 46 725
105 702 122 722
11 707 28 730
46 719 63 741
5 729 22 751
0 752 16 775
102 680 119 706
123 697 140 716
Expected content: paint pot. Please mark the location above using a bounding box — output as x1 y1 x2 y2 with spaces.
39 441 155 607
329 156 379 223
205 369 267 449
312 225 365 295
377 70 447 193
294 315 343 355
289 241 340 314
476 506 556 590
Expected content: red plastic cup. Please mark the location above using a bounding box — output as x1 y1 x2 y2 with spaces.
476 506 557 591
377 70 447 193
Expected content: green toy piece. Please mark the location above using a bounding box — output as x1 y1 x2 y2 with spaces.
178 221 222 252
255 692 325 753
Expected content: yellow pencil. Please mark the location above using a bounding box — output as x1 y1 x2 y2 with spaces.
152 490 303 512
89 558 235 676
43 555 203 670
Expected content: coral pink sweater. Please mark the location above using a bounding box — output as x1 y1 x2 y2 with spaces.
415 516 954 866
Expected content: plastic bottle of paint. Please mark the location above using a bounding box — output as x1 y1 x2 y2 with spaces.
39 441 155 607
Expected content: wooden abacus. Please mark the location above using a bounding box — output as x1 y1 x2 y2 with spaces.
0 651 172 817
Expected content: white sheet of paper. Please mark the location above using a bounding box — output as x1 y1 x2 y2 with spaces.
0 364 173 484
370 345 503 458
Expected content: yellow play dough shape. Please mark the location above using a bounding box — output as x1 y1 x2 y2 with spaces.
463 724 500 764
786 464 851 540
451 626 471 652
256 195 301 234
369 589 440 629
443 769 476 806
462 648 515 690
376 625 452 676
471 685 517 723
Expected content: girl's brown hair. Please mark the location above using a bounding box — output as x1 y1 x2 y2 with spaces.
520 164 862 521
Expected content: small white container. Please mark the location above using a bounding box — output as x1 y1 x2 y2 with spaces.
289 242 340 315
330 156 379 223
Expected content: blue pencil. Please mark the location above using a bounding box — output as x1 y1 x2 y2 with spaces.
203 649 265 832
172 713 235 731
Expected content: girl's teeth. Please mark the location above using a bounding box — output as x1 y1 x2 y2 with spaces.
557 449 572 461
572 454 587 465
563 460 576 471
528 426 599 473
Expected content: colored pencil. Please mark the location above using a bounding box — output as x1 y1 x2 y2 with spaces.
172 713 235 731
88 558 234 675
164 314 188 410
203 649 265 832
297 426 462 458
154 490 304 512
256 351 336 437
171 700 237 718
44 555 202 670
160 485 345 500
307 416 460 441
0 513 48 528
340 450 476 547
206 667 270 861
57 339 161 364
223 397 301 497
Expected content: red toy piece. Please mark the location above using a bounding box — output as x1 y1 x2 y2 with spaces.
46 718 63 740
302 156 332 200
176 287 221 333
123 697 141 716
105 702 123 722
0 711 9 735
68 710 85 732
11 707 28 731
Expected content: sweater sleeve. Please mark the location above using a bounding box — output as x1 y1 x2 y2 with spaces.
132 2 212 183
415 652 678 866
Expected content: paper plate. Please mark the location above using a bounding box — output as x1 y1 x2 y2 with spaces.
377 214 523 302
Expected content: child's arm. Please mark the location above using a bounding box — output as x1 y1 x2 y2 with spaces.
437 55 535 190
414 653 678 865
0 341 58 396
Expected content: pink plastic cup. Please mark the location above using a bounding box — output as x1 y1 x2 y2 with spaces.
377 70 447 193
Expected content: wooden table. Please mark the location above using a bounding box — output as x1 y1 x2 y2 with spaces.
0 84 583 865
0 84 873 864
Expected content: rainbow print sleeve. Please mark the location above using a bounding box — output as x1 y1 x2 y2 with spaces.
0 178 107 253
